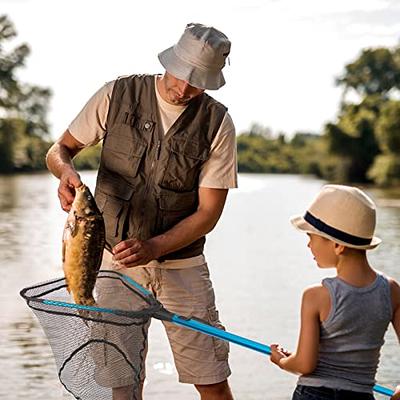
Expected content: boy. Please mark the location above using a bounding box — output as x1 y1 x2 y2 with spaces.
270 184 400 400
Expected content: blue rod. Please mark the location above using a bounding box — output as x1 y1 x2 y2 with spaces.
171 315 394 397
171 314 271 354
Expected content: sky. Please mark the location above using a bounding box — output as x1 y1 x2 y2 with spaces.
1 0 400 139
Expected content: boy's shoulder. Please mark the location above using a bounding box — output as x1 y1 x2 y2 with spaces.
303 283 328 296
302 284 331 321
302 284 330 305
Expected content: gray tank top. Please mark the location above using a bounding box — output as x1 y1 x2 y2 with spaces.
298 273 392 393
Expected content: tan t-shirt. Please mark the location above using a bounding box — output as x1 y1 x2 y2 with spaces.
69 75 238 268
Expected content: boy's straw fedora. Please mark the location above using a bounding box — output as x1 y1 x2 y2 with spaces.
290 184 381 249
158 22 231 90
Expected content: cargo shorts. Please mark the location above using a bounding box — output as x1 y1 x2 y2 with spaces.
93 263 231 386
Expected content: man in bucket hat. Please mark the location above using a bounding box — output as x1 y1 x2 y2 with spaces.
46 23 236 399
269 185 400 400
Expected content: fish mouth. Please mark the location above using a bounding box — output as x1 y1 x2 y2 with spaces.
76 184 87 192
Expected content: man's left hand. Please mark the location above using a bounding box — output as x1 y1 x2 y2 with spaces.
112 238 159 267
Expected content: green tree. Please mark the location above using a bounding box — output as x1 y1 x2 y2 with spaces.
237 128 326 175
375 100 400 153
367 99 400 185
336 47 400 98
0 14 52 172
324 45 400 184
73 143 102 170
324 96 381 182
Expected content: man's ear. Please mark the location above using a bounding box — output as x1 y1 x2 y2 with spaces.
334 243 346 255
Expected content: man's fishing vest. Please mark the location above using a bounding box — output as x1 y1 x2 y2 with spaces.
95 74 227 260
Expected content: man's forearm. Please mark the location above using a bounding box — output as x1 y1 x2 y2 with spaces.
148 207 220 258
46 142 76 179
46 130 84 179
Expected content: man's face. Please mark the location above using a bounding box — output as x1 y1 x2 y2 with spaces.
161 72 205 105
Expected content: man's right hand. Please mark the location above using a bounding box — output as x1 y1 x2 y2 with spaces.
45 130 86 212
59 168 82 212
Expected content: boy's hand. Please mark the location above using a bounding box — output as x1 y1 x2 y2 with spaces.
391 385 400 400
270 343 291 368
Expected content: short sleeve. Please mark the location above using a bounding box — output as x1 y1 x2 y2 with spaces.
199 112 238 189
68 81 115 147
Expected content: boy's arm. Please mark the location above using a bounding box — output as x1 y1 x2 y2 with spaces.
389 279 400 400
271 286 323 375
390 278 400 341
390 279 400 400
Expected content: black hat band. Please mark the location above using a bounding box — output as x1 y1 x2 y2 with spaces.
304 211 372 246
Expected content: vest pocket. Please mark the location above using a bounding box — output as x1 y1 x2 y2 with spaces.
103 134 146 178
158 191 198 233
160 138 209 192
96 189 133 245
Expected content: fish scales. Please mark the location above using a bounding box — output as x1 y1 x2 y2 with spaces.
62 184 105 306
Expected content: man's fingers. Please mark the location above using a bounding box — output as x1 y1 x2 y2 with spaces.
70 173 83 188
60 200 72 212
64 170 82 188
118 253 142 268
58 184 75 212
113 239 140 255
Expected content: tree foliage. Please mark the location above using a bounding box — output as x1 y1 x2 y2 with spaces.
237 129 325 176
324 97 380 182
325 45 400 185
336 48 400 97
0 14 52 173
375 100 400 153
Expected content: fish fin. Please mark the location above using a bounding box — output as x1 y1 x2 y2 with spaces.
84 297 96 306
65 279 71 294
68 220 78 237
64 211 78 238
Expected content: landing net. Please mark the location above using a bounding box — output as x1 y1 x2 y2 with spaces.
20 270 162 400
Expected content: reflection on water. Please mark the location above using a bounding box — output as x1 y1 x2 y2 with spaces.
0 314 62 399
1 172 399 399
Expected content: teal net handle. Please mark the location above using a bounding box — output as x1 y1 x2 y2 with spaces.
35 270 394 398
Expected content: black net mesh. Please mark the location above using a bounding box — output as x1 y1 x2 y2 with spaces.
20 270 163 400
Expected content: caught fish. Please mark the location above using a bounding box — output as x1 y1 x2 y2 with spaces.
62 184 105 306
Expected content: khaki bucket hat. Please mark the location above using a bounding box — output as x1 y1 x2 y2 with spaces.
290 184 381 249
158 22 231 90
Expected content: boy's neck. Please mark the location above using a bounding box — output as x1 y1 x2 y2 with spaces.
335 250 376 287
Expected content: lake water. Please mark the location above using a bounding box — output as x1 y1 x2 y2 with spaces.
1 172 399 400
